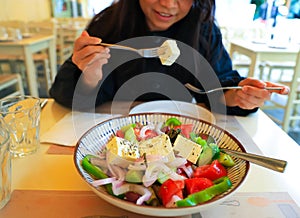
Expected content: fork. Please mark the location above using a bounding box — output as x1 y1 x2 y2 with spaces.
99 43 166 58
185 83 283 94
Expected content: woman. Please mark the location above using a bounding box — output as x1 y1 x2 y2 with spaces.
49 0 289 115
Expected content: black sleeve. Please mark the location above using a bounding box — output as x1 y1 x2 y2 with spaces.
49 57 81 108
195 23 258 116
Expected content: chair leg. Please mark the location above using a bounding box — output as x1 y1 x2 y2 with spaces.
16 73 25 95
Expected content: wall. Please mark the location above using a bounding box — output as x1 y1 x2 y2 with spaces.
0 0 112 21
0 0 52 21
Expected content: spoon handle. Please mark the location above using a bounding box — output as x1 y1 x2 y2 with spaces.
221 148 287 173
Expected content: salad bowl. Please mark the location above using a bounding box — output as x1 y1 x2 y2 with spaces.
74 113 249 217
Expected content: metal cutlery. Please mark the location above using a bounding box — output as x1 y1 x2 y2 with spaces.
204 134 287 173
220 148 287 173
185 83 283 94
99 43 166 58
40 99 48 109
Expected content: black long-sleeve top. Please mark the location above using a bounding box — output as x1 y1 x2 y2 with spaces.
49 6 257 116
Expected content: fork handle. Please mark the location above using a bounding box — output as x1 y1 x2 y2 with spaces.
99 43 136 52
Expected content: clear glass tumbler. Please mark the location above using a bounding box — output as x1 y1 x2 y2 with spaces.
0 96 41 158
0 118 11 209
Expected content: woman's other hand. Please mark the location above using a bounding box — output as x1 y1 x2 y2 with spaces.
72 30 111 88
224 77 290 110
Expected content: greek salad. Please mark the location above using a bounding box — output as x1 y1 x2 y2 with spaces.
81 117 235 208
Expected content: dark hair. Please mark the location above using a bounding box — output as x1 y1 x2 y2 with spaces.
90 0 216 53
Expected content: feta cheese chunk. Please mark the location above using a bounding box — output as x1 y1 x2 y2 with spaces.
159 40 180 66
106 136 140 167
139 134 175 162
173 135 202 164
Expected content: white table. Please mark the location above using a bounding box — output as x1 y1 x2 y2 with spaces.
229 39 300 78
0 34 57 97
2 99 300 217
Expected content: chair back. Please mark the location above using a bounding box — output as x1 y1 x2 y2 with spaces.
282 50 300 131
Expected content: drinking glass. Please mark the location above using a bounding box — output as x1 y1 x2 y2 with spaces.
0 118 11 209
0 96 41 158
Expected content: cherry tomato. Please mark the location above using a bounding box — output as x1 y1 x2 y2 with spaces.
193 160 227 181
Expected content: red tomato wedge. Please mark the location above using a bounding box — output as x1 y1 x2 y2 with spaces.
184 178 214 195
159 179 184 206
193 160 227 181
116 130 125 138
174 124 194 138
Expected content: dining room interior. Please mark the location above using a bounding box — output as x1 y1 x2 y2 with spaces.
1 0 299 144
0 1 300 217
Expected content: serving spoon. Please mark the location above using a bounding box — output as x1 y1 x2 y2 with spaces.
205 135 287 173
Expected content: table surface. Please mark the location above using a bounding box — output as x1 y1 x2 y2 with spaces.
229 39 300 78
4 99 300 217
230 39 300 54
0 34 54 46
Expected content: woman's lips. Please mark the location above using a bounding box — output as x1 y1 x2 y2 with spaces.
155 11 174 21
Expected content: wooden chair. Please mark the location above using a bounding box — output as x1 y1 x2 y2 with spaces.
262 50 300 132
0 20 56 95
258 61 295 82
0 74 24 99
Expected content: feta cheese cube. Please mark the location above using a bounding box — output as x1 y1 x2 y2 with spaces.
159 40 180 66
173 134 202 164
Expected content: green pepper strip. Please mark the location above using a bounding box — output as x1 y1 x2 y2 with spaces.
164 117 181 127
81 155 116 196
176 176 232 207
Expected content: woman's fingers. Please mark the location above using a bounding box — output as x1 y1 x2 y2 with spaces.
74 30 101 51
72 30 110 71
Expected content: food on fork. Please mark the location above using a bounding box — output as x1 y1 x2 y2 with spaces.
159 40 180 66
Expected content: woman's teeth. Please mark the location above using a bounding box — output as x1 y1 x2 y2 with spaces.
159 12 171 17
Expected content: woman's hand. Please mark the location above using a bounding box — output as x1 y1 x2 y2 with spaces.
223 77 290 110
72 31 111 88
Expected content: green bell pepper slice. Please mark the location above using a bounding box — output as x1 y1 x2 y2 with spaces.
176 176 232 207
81 155 116 196
164 117 182 127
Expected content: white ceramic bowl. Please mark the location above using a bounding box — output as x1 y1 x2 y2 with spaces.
74 113 249 217
130 100 216 124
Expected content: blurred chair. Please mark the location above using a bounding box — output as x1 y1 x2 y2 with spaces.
0 74 24 99
0 20 56 95
258 61 295 81
262 50 300 132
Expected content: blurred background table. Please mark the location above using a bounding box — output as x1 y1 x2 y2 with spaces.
0 34 56 97
229 39 300 78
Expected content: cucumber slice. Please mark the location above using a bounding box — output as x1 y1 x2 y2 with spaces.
197 145 213 166
121 123 136 132
157 168 176 184
125 170 143 183
209 143 220 160
124 126 138 143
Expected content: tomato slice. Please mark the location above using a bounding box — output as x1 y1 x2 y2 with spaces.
193 160 227 181
159 179 184 206
144 129 159 139
174 124 194 138
116 130 125 138
185 178 214 195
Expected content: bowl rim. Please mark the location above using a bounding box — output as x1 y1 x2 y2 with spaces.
73 112 250 216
